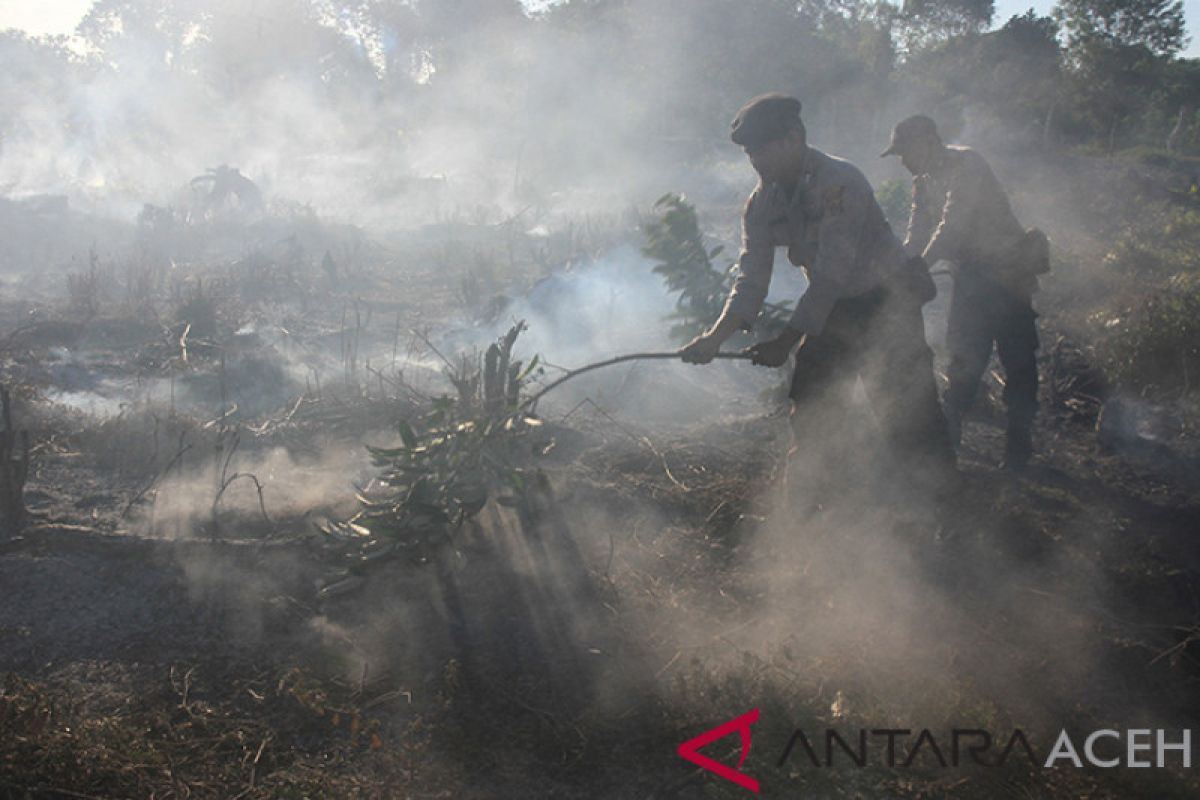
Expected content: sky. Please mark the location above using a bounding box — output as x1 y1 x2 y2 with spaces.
1 0 1199 56
0 0 93 37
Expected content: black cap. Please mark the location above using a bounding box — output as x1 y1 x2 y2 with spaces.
730 93 802 149
882 114 939 157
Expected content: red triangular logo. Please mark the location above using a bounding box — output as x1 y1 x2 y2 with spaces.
676 708 761 793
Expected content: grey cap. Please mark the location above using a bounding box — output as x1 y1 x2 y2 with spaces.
882 114 939 157
730 93 802 149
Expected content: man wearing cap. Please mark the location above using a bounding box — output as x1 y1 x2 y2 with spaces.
882 115 1046 471
679 93 955 499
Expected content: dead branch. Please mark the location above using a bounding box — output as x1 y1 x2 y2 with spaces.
522 351 752 410
212 473 275 537
122 437 194 519
178 321 192 364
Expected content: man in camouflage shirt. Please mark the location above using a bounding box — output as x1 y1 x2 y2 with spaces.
883 115 1044 471
680 94 955 500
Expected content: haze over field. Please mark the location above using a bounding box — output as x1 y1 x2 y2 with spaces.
2 3 1200 799
0 0 1195 234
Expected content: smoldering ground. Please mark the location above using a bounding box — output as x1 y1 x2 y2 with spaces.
3 2 1200 796
4 154 1195 799
2 153 1192 800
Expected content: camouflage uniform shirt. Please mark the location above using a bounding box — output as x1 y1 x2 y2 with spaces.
722 147 908 336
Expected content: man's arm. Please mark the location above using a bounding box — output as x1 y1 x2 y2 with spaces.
720 191 776 330
680 190 775 362
922 156 982 265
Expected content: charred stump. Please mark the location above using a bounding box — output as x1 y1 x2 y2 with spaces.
0 386 29 538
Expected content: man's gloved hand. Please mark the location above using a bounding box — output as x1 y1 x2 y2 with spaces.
746 328 805 367
679 332 723 364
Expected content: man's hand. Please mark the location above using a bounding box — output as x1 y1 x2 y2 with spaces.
746 328 805 367
679 332 723 364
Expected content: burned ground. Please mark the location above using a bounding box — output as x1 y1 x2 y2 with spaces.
2 159 1200 800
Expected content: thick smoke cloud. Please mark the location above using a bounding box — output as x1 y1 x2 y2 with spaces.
0 0 944 227
3 7 1196 797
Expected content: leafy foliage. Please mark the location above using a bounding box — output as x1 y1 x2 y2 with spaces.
1100 272 1200 395
1102 206 1200 278
875 178 912 232
641 194 733 340
1087 202 1200 397
642 193 791 341
900 0 995 49
1054 0 1185 57
318 323 547 575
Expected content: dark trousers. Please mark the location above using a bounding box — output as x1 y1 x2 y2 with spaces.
944 271 1039 448
787 282 955 498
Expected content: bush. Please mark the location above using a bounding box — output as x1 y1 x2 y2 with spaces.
875 178 912 233
1100 272 1200 395
321 322 547 574
1102 206 1200 278
641 194 733 340
641 193 792 340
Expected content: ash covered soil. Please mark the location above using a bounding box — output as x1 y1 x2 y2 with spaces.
2 204 1200 800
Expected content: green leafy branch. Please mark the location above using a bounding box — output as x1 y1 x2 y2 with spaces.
316 322 548 584
642 193 792 340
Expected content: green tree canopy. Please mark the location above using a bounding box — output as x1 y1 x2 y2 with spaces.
1053 0 1186 57
900 0 994 51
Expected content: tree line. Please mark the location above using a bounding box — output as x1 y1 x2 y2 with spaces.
0 0 1193 205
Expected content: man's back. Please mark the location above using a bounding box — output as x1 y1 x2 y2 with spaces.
906 145 1025 267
